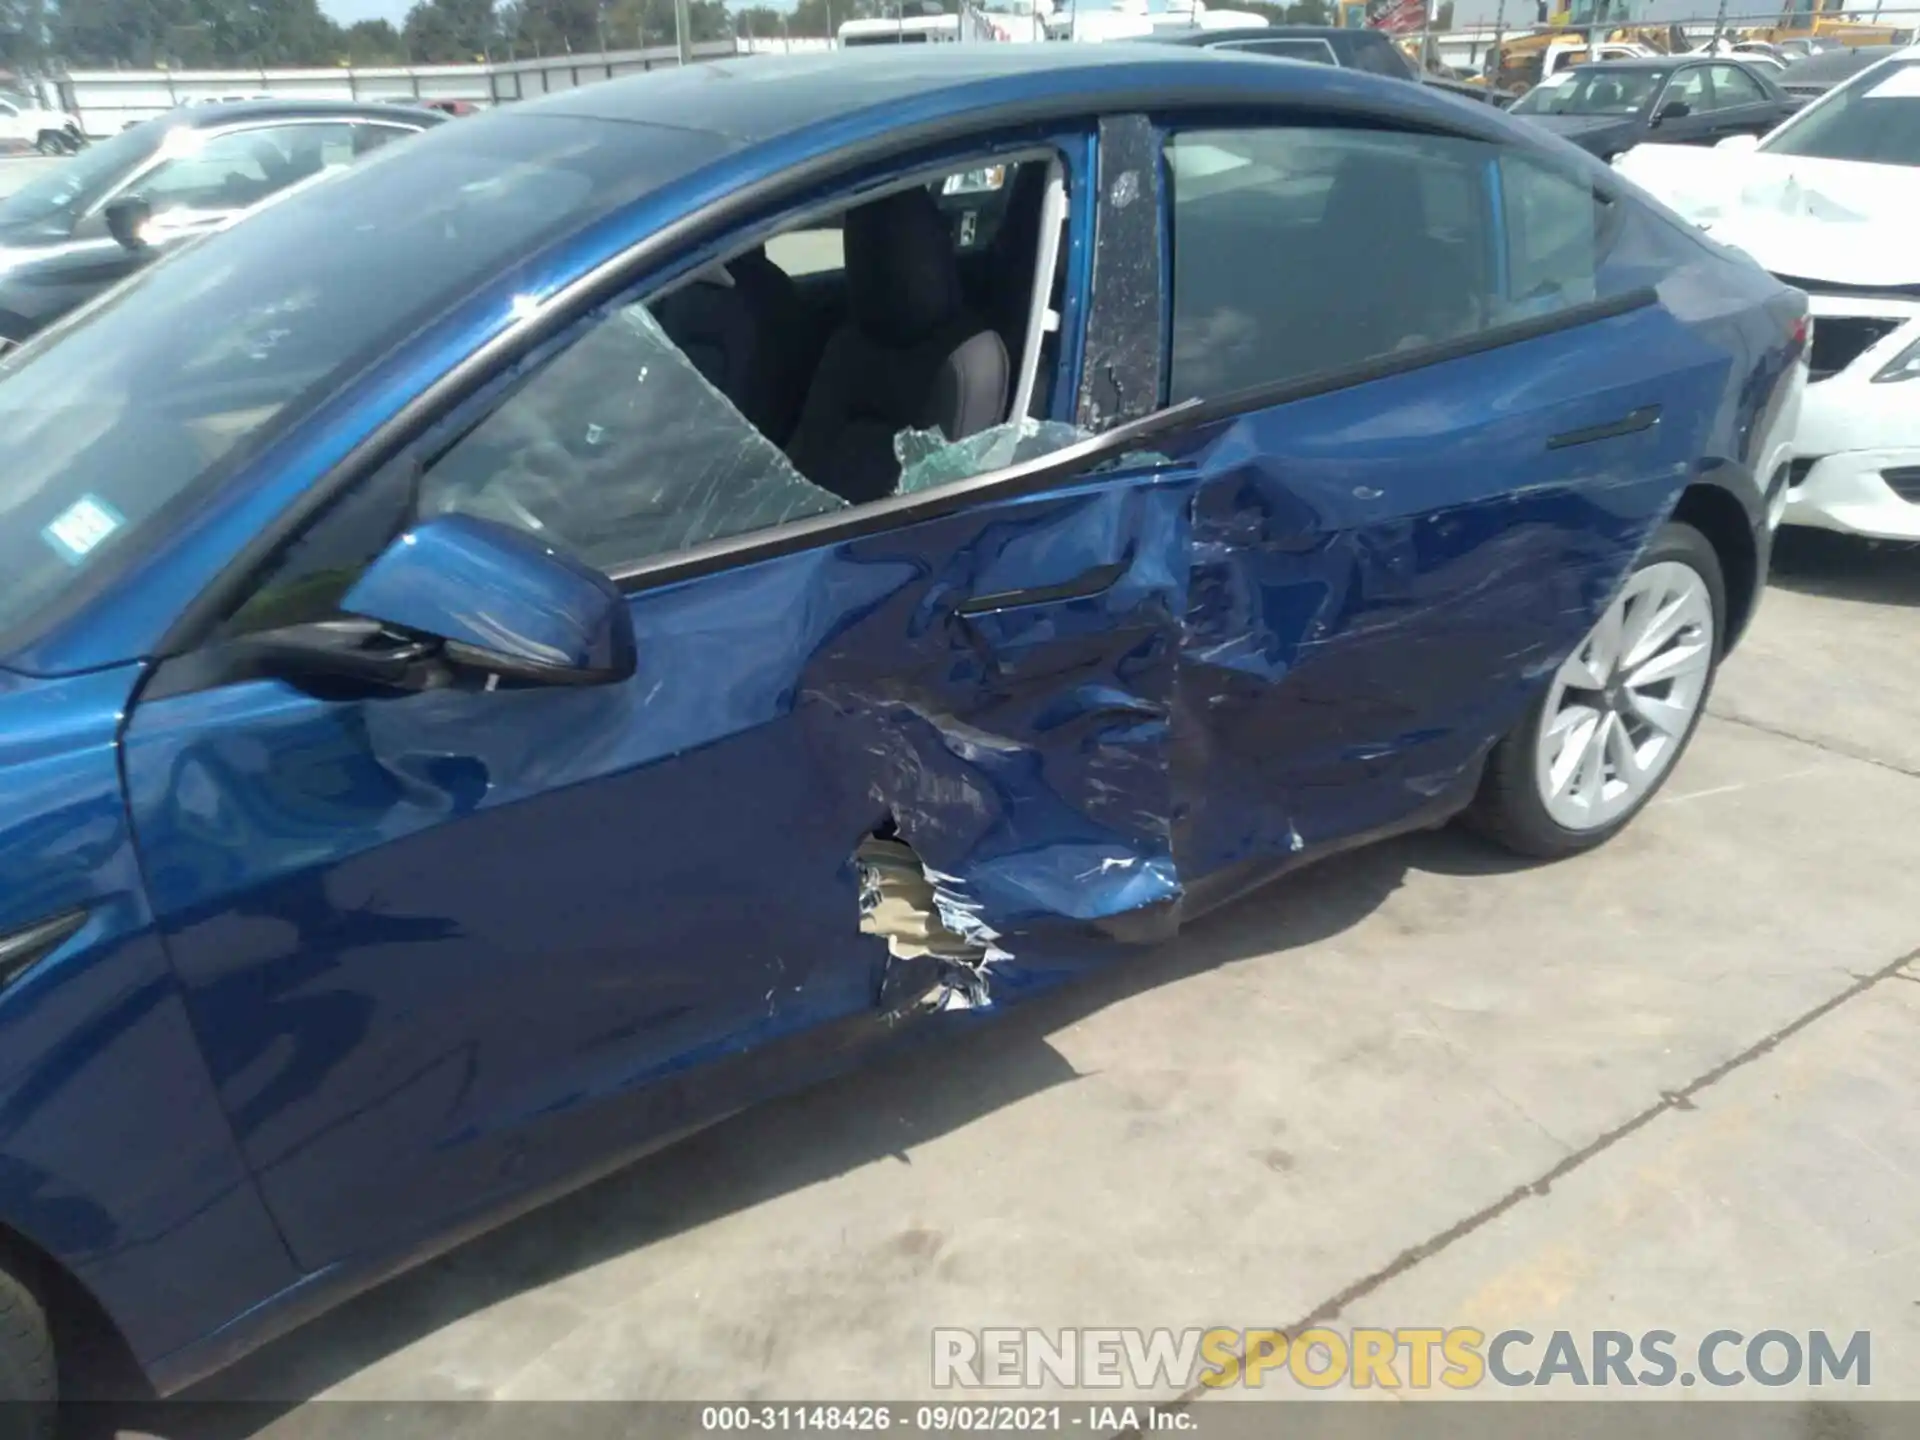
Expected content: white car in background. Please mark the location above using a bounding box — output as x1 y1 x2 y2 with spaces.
1615 48 1920 540
0 91 83 153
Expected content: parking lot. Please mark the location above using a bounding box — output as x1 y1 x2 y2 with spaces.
3 154 1916 1423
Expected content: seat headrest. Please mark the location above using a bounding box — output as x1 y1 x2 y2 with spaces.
844 187 963 347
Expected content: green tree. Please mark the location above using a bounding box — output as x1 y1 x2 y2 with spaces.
602 0 729 48
734 4 783 39
343 17 405 62
508 0 599 53
0 0 49 68
402 0 498 61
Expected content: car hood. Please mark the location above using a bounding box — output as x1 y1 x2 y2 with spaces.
1613 144 1920 286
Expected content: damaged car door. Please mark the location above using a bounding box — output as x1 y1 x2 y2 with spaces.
1149 120 1732 881
117 177 1198 1273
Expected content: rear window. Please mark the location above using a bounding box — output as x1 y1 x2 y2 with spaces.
0 113 734 651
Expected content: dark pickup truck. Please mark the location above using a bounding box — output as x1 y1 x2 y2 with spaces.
1154 25 1511 107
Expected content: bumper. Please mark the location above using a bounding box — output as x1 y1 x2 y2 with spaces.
1784 449 1920 539
1782 296 1920 541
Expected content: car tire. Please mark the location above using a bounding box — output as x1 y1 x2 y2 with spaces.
33 132 68 156
1467 520 1726 860
0 1255 54 1440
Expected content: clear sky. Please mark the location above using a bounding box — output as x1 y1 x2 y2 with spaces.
321 0 413 24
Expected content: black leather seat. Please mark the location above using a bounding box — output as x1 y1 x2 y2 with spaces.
725 246 811 446
787 188 1009 504
649 246 807 445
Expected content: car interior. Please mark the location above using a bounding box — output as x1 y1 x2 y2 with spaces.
648 155 1068 505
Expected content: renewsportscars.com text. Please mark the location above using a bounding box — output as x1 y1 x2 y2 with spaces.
932 1327 1872 1390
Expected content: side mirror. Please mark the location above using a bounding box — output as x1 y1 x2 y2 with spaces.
1716 132 1761 153
103 194 151 250
1654 99 1692 123
339 514 636 688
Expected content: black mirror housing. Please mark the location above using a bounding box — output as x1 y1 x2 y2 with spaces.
103 194 151 251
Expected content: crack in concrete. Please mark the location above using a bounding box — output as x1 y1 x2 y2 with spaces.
1117 943 1920 1432
1707 707 1920 783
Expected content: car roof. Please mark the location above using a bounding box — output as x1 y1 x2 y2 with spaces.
520 42 1401 145
167 97 448 128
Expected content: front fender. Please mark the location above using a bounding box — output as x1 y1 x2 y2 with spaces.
0 666 296 1376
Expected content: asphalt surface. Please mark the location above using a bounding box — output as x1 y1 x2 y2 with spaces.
9 149 1918 1426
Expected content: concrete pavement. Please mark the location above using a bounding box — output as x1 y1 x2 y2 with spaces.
157 529 1920 1418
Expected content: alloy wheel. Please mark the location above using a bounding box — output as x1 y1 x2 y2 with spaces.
1533 560 1715 832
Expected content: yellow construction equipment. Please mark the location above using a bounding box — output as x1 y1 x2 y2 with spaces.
1741 0 1906 47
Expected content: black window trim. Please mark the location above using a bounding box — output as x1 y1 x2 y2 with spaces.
147 88 1618 663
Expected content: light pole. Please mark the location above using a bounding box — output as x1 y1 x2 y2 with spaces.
675 0 694 61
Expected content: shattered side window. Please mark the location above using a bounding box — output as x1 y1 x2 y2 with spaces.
892 418 1174 497
418 299 847 574
892 418 1096 495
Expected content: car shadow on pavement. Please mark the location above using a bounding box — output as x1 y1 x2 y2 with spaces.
72 824 1513 1437
1769 528 1920 609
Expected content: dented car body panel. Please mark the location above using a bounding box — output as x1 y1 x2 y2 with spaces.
0 47 1803 1391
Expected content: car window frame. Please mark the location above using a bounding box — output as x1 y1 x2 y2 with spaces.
1658 65 1714 114
170 132 1095 654
1706 62 1768 108
145 99 1637 672
1152 113 1639 407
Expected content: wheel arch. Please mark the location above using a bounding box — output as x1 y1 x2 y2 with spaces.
1671 480 1761 651
0 1214 145 1398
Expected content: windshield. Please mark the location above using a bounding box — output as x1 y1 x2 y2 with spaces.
1764 57 1920 165
1512 67 1666 115
0 112 735 651
0 122 162 232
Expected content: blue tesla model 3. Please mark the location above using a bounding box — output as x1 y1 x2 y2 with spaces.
0 44 1806 1403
